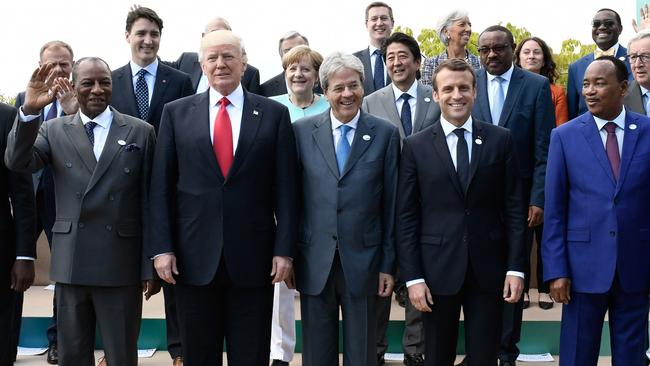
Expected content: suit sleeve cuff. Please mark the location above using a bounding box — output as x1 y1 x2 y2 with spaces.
406 278 425 287
16 256 35 261
19 107 40 122
151 252 174 260
507 270 525 279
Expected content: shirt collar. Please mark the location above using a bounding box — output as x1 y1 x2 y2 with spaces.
486 64 514 82
79 106 112 128
593 108 626 131
330 110 360 131
392 80 419 102
440 115 473 136
130 59 159 78
209 84 245 109
640 85 650 96
369 44 381 56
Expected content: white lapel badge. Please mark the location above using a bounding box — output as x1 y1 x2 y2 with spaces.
424 97 431 103
118 139 126 146
253 110 259 116
475 136 483 145
363 135 371 141
629 124 638 130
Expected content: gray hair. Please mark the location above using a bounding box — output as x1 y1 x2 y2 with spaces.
628 29 650 51
277 31 309 56
204 16 232 33
319 52 364 91
437 10 470 46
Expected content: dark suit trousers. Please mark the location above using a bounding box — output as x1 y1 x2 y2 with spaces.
0 279 20 366
175 263 273 366
376 293 424 355
56 283 142 366
423 267 502 366
162 283 182 358
559 276 649 366
300 253 377 366
524 224 550 294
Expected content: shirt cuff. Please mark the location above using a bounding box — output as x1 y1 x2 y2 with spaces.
16 256 35 261
151 252 174 260
19 107 40 122
406 278 425 287
507 270 525 279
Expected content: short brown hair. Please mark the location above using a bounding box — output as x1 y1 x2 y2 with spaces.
281 45 324 73
126 7 163 32
39 40 74 61
432 59 476 91
365 2 393 21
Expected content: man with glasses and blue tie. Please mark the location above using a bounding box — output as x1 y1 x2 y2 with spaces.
469 25 555 366
354 2 394 96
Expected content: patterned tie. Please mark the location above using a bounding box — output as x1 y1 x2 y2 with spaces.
594 48 616 59
603 122 620 180
213 97 234 178
491 76 505 125
135 69 149 120
400 93 412 136
373 49 385 91
45 100 58 121
336 125 352 174
84 121 97 146
454 128 470 191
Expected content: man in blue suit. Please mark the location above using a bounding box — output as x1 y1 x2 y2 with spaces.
543 56 650 366
469 25 555 366
567 8 632 119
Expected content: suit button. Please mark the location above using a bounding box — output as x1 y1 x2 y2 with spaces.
609 231 616 237
65 162 72 168
332 235 337 241
105 225 112 231
124 168 131 174
337 208 342 213
78 222 85 228
76 192 81 198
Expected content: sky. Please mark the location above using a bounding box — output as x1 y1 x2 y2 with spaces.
0 0 638 97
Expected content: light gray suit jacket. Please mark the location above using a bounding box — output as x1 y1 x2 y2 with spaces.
624 80 646 115
292 109 399 297
5 108 155 286
361 82 441 141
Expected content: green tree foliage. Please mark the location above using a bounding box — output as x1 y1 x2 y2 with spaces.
0 93 16 106
395 23 595 88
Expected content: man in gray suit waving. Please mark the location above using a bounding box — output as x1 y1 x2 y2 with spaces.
362 32 439 366
293 52 399 366
5 57 159 366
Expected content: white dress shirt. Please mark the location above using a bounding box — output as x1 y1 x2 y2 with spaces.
593 108 625 156
392 80 418 129
369 44 388 85
209 84 244 154
130 59 158 105
406 115 524 288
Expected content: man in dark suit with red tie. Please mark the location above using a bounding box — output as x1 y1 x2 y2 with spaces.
149 30 299 366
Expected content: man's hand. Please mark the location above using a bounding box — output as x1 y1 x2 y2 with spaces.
53 77 78 115
633 4 650 32
377 272 394 297
142 280 161 300
503 275 524 303
154 254 178 284
23 63 57 115
11 260 35 292
549 278 571 304
408 283 433 312
528 205 544 227
270 256 292 284
284 268 296 289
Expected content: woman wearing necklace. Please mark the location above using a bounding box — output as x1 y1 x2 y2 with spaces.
268 44 328 366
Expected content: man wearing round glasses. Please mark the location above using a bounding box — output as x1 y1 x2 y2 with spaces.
625 30 650 117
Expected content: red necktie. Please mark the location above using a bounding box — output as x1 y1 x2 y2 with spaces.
604 122 620 180
213 97 233 177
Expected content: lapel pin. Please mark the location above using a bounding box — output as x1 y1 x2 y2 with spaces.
424 97 431 102
118 140 126 146
253 110 259 116
363 135 371 141
629 124 637 130
475 137 483 145
162 79 167 83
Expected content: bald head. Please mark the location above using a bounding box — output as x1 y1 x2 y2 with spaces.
203 17 232 36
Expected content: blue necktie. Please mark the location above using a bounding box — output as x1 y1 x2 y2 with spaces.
84 121 97 146
373 49 385 91
45 100 58 121
135 69 149 120
336 125 352 174
400 93 412 136
491 76 505 125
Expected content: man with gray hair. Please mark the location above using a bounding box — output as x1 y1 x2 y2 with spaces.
260 31 311 97
166 16 261 94
292 51 399 366
625 30 650 115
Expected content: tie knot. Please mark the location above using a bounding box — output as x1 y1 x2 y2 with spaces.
453 128 465 138
494 76 505 83
373 49 382 56
219 97 230 107
400 93 411 102
85 121 97 129
340 124 351 134
604 122 617 134
137 69 147 78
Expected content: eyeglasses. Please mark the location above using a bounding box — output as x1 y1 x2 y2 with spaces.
592 20 617 28
627 53 650 64
367 15 391 22
477 44 511 56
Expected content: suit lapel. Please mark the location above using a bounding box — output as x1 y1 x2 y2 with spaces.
62 114 97 173
361 49 374 93
228 91 262 180
378 87 402 134
475 70 491 123
580 114 616 186
413 83 433 133
86 110 133 193
193 91 225 182
312 112 340 179
498 67 524 127
467 120 484 189
115 64 139 116
341 113 375 177
625 81 646 115
431 122 464 198
149 64 171 120
616 111 640 194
